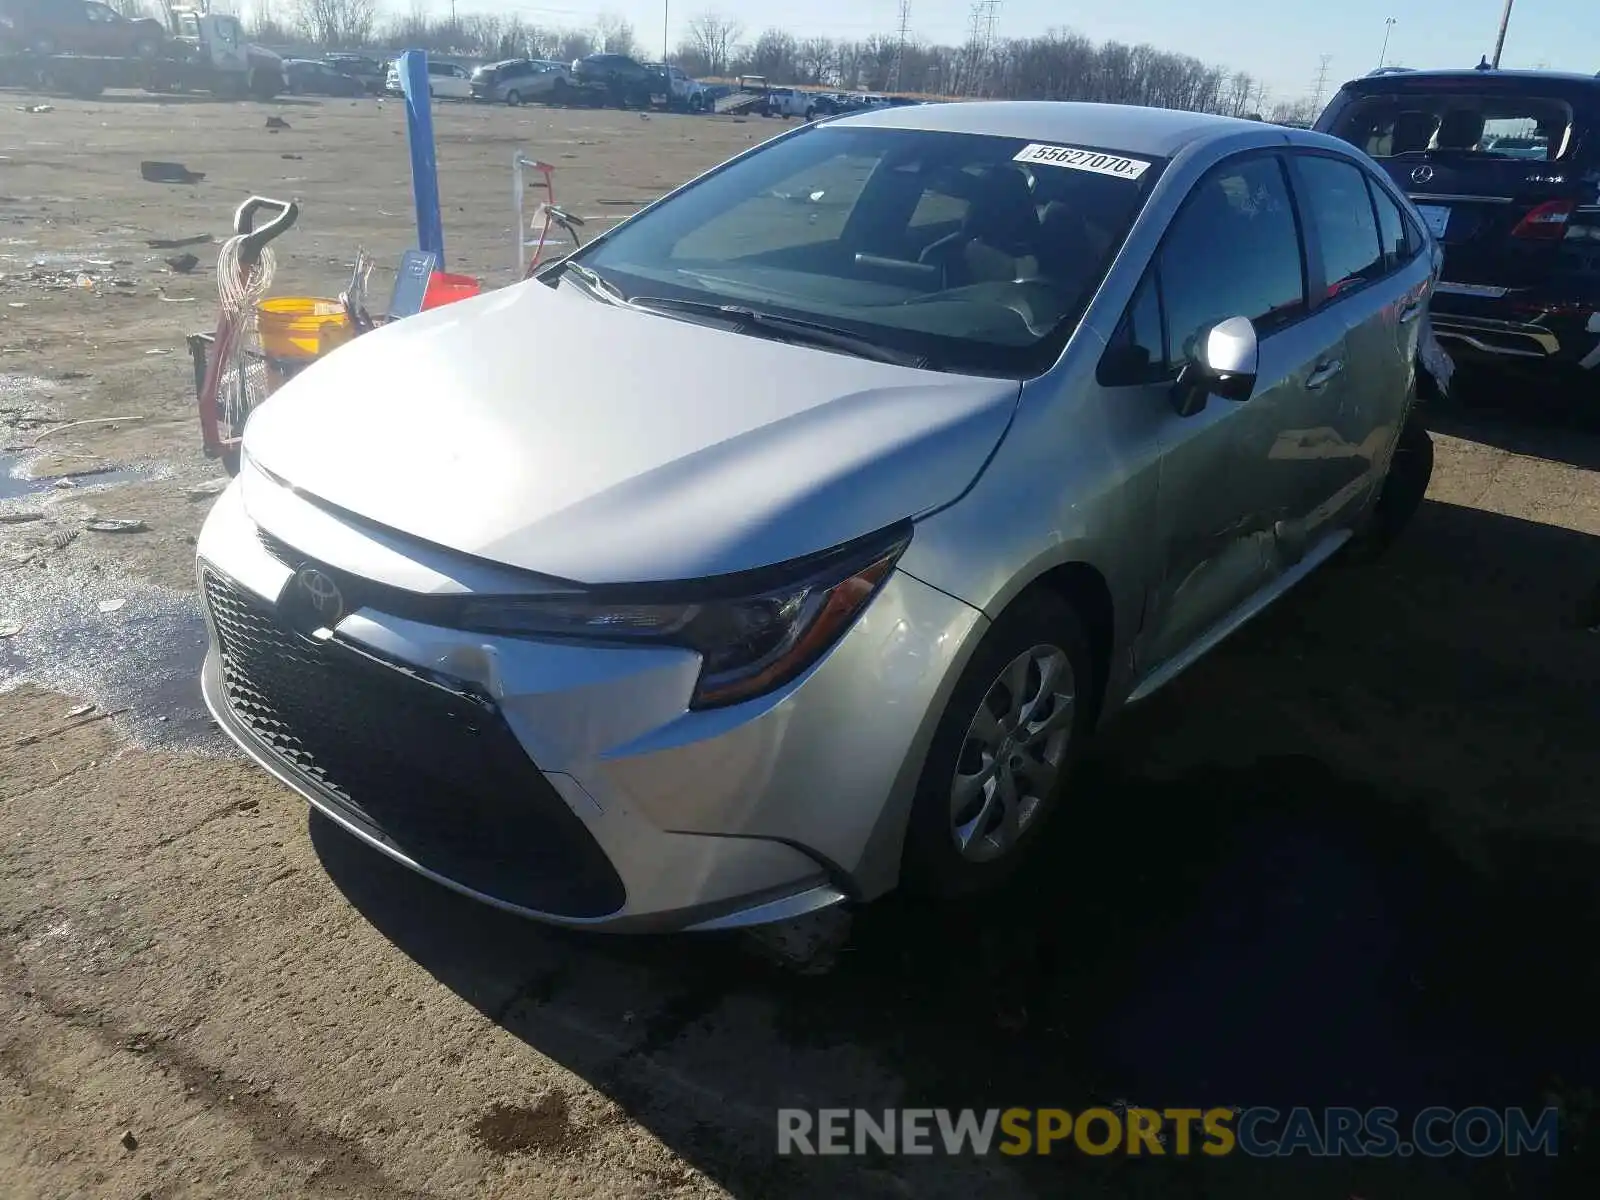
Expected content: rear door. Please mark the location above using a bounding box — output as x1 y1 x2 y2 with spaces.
1284 150 1424 535
1316 75 1598 290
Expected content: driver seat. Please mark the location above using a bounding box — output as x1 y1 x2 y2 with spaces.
919 167 1041 287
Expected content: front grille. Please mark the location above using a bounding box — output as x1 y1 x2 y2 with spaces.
202 568 625 917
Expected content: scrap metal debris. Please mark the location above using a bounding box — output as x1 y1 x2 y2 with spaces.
17 104 53 114
85 518 148 534
145 235 211 249
186 478 229 499
165 253 200 274
265 116 290 131
140 161 205 185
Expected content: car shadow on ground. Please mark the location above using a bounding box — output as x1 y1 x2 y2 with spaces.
1425 378 1600 472
313 495 1600 1198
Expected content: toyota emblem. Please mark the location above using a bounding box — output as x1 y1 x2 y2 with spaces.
295 566 344 623
1410 165 1435 184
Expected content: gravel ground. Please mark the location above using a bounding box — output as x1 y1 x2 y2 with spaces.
2 93 1599 1199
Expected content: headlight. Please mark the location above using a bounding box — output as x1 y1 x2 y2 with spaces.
457 526 910 709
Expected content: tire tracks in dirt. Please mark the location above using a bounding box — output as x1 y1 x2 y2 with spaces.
0 949 449 1200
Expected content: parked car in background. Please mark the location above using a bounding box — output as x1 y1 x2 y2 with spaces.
384 56 473 99
642 61 710 111
471 57 570 105
284 57 365 97
1317 67 1600 388
323 51 384 94
569 52 664 108
2 0 165 56
763 86 810 118
201 102 1442 933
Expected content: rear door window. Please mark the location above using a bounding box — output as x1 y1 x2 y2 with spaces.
1294 154 1385 295
1366 177 1415 270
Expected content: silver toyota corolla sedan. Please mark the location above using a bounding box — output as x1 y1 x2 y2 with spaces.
197 101 1444 931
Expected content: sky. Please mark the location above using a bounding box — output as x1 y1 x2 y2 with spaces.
406 0 1599 103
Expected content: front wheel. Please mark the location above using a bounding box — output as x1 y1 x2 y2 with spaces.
505 89 522 106
901 591 1093 897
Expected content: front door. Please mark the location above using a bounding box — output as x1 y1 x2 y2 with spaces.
1122 152 1349 671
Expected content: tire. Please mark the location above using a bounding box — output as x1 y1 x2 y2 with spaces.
1346 413 1434 561
688 93 704 112
805 107 818 121
900 591 1095 898
505 89 521 106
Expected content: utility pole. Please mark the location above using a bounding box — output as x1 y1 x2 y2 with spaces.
1378 17 1395 68
1491 0 1514 68
1310 53 1333 111
663 0 669 63
889 0 911 92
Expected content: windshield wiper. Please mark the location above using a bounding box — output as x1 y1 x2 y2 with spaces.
559 261 629 305
628 296 928 368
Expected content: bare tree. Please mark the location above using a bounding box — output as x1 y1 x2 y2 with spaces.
109 0 150 18
293 0 378 48
593 14 635 57
687 12 741 77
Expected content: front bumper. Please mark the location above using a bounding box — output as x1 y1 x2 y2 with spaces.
195 473 985 931
1429 286 1600 374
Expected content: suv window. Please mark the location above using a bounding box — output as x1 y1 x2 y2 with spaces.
1158 154 1305 368
1327 88 1575 162
1294 154 1384 296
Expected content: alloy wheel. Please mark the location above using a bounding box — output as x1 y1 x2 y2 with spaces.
949 644 1074 863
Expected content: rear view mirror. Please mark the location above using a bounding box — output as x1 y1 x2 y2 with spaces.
1171 316 1259 417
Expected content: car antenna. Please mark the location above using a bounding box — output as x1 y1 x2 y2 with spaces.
1476 55 1492 71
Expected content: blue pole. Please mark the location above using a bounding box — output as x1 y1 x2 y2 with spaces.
398 49 445 269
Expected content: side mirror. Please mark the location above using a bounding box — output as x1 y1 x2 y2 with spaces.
1170 316 1259 417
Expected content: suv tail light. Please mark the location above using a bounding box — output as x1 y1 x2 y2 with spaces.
1511 199 1577 240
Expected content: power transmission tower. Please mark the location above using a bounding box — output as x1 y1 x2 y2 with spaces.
889 0 911 92
1310 53 1333 111
963 0 999 97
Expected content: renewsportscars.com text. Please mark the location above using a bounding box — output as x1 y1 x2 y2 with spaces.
776 1106 1560 1158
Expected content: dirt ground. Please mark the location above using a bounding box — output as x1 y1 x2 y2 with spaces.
2 93 1599 1199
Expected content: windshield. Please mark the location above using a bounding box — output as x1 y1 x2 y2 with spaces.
1330 90 1577 162
574 125 1161 377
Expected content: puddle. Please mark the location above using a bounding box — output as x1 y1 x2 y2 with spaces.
1 450 147 500
0 572 221 753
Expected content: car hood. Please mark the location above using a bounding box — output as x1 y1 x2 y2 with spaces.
243 279 1020 584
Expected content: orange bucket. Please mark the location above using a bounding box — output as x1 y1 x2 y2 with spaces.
421 272 481 310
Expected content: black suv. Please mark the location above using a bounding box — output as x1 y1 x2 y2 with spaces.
569 53 664 108
1317 67 1600 386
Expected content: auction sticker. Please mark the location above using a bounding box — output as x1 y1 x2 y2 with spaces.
1013 144 1151 180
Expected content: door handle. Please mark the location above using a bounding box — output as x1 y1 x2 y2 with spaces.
1399 300 1423 325
1306 358 1345 390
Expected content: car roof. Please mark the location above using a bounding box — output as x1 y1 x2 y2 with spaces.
1337 68 1600 93
829 100 1296 159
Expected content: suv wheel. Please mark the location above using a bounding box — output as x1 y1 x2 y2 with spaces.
505 89 522 106
901 591 1093 897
